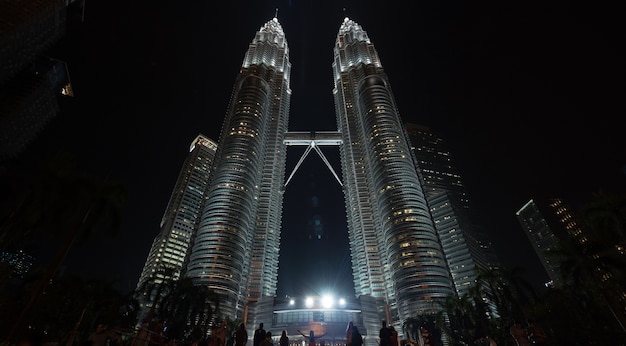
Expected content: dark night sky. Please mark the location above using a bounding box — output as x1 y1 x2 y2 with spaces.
6 0 624 295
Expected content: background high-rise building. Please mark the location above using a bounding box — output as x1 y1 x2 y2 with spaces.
515 197 626 329
135 134 217 320
405 123 498 298
0 249 35 279
515 198 584 287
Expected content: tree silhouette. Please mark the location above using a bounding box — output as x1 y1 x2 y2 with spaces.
136 266 178 326
2 152 128 343
158 277 216 342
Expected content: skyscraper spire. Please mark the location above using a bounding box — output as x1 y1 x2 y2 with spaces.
186 16 292 323
177 15 459 335
332 17 455 329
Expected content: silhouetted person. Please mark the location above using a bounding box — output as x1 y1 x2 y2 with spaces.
279 331 289 346
351 326 363 346
260 332 273 346
297 330 325 346
235 323 248 346
345 322 354 346
379 321 392 346
388 325 398 346
253 323 266 346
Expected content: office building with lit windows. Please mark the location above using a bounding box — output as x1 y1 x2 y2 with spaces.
515 198 586 287
404 123 497 298
0 249 35 279
135 134 217 320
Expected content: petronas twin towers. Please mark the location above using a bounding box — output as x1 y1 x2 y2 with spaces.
186 16 292 320
140 15 459 332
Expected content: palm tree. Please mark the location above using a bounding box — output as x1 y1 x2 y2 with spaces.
466 282 494 339
136 266 178 326
3 152 128 344
1 272 138 346
435 294 476 345
475 267 536 324
1 152 127 250
552 231 626 336
403 314 442 346
158 277 215 342
223 316 244 346
579 190 626 322
402 317 422 343
581 190 626 248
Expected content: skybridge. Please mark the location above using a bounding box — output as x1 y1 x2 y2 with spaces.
283 131 343 188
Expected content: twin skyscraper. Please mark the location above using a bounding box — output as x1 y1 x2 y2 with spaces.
137 15 489 336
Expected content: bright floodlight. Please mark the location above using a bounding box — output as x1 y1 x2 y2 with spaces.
339 298 346 306
305 297 314 308
289 299 295 305
322 295 334 308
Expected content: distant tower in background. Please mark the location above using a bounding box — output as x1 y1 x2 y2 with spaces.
135 134 217 320
0 249 35 279
515 198 583 287
405 123 498 297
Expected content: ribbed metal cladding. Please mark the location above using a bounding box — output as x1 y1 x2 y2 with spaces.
333 17 455 326
135 135 217 323
186 17 291 320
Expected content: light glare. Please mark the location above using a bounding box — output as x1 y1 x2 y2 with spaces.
322 295 334 308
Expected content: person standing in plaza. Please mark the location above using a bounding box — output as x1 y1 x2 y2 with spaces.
297 330 325 346
260 332 273 346
253 323 266 346
379 321 392 346
388 325 398 346
351 326 363 346
345 322 353 346
279 331 289 346
235 323 248 346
